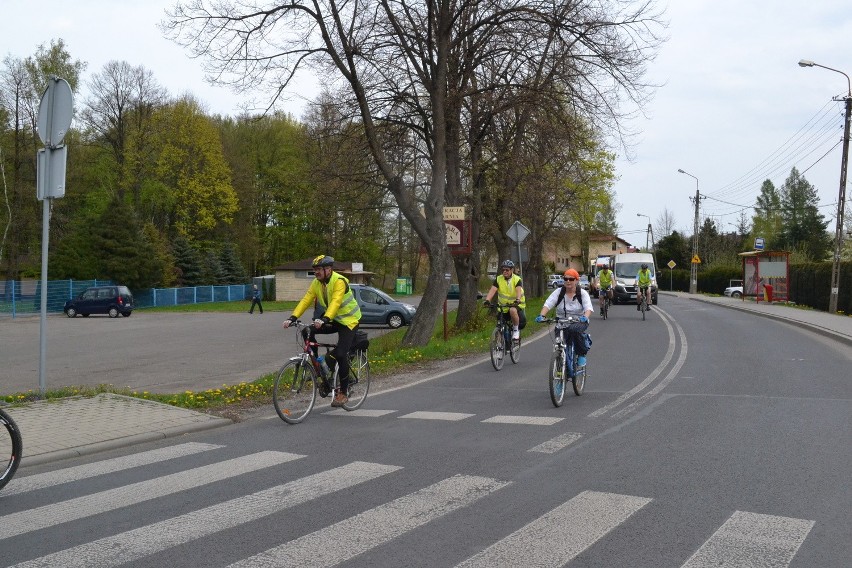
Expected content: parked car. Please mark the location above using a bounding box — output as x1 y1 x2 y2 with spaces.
579 275 590 291
350 284 416 329
446 283 484 300
724 285 743 298
64 285 134 318
547 275 563 289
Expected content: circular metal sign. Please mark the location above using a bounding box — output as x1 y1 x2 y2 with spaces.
37 77 74 147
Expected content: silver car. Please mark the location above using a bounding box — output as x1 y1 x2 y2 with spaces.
350 284 416 329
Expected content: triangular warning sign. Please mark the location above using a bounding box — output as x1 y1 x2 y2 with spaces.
691 254 701 264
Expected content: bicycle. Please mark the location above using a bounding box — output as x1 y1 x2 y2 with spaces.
541 316 587 406
484 301 520 371
272 321 370 424
599 286 611 320
638 287 649 320
1 405 23 491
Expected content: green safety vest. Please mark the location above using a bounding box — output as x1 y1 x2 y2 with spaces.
496 274 526 309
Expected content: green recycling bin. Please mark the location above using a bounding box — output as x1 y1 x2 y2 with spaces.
395 277 413 295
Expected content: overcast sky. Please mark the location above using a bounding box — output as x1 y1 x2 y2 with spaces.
4 0 851 250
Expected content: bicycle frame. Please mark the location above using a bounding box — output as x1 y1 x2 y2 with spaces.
487 302 520 371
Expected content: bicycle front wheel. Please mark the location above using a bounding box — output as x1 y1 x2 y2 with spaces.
573 354 586 396
343 350 370 411
549 349 566 407
0 408 22 491
273 360 317 424
642 299 647 320
490 327 505 370
509 334 520 364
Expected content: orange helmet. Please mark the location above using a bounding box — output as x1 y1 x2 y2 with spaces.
563 268 580 280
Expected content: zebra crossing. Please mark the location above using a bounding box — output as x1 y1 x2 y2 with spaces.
2 443 815 567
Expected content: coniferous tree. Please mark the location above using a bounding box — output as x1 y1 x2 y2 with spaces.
93 198 163 289
201 250 224 285
779 168 830 260
751 179 783 249
219 242 246 284
171 235 203 287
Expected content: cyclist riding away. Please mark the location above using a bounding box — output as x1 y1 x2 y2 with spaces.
636 263 652 311
535 268 593 365
483 260 526 340
283 255 362 407
597 264 614 316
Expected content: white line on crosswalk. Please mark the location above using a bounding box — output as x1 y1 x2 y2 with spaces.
323 408 397 417
482 415 564 425
0 451 302 541
454 490 651 567
4 442 223 497
226 474 511 568
680 510 814 568
400 411 475 421
528 432 584 453
13 461 401 568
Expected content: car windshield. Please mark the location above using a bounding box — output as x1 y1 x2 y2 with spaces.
616 262 655 279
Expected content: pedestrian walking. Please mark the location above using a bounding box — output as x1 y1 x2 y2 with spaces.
249 284 264 314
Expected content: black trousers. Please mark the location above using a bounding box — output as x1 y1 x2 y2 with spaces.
304 322 358 391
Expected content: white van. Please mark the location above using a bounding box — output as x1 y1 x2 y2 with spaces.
612 253 658 304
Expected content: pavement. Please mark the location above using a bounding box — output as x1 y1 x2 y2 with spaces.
5 292 851 472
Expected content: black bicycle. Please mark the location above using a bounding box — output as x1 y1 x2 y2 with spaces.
273 321 370 424
599 286 611 320
485 301 520 371
0 406 22 491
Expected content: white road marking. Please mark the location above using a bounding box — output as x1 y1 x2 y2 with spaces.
680 511 814 568
323 408 397 417
0 451 302 540
400 411 475 421
227 474 510 568
454 490 651 567
482 415 564 425
528 432 584 453
14 461 401 568
4 442 223 496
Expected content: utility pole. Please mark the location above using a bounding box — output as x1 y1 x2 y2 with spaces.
678 169 700 294
799 59 851 314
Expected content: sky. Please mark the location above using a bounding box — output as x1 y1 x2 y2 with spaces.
4 0 852 250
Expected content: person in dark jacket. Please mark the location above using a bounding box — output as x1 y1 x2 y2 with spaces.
249 284 263 314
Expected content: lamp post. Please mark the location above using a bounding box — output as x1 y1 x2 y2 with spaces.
798 59 851 314
678 168 700 294
636 213 652 251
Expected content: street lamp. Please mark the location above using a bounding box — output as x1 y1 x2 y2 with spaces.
636 213 652 251
678 168 700 294
798 59 851 314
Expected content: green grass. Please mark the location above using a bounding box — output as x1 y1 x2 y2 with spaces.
3 298 546 410
141 300 297 313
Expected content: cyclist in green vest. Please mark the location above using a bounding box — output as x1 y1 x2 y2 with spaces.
483 259 526 340
636 263 652 311
284 255 362 407
597 264 614 316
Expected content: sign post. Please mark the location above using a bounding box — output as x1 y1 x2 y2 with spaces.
667 260 676 291
506 221 530 276
35 76 73 396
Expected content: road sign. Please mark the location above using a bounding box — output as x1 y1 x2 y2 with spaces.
506 221 530 243
691 254 701 264
667 260 676 269
37 77 74 148
37 146 67 200
443 206 466 220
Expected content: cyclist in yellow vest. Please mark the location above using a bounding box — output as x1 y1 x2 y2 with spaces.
483 259 526 340
636 263 652 311
597 264 614 316
284 255 362 407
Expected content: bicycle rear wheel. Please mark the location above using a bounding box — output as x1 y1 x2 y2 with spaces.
573 353 586 396
273 360 317 424
602 297 609 320
490 327 505 370
0 408 22 491
641 298 647 320
549 348 566 407
343 350 370 411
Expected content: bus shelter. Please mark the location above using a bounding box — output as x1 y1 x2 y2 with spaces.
738 250 790 303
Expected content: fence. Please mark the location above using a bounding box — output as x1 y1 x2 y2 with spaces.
0 279 252 318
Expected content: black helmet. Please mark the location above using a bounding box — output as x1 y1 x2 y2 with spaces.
641 263 648 269
501 259 515 269
312 255 334 268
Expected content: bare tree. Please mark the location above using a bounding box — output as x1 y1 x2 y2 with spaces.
655 207 675 238
162 0 665 345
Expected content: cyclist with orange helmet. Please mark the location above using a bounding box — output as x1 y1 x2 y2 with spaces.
284 255 362 407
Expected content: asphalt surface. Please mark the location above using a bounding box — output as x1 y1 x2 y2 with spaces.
3 292 851 469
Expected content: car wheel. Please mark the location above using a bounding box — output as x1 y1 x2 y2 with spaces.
66 308 77 318
732 291 742 298
108 307 119 318
387 313 404 329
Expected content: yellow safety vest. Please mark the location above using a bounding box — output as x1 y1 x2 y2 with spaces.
599 269 613 287
294 271 361 329
496 274 526 309
637 269 652 287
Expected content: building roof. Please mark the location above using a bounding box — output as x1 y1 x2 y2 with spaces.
273 258 374 276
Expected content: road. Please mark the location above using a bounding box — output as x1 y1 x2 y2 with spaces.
3 293 851 566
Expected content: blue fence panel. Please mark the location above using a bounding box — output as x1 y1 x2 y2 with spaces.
1 280 253 318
